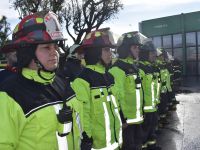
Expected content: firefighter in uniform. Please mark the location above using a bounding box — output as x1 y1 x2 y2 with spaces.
162 51 179 111
0 51 18 84
71 28 122 150
138 39 161 150
109 31 147 150
0 11 81 150
155 49 170 127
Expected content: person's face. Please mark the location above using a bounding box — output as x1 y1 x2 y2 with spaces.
130 45 139 59
76 52 84 60
35 43 59 71
149 51 156 62
6 51 17 65
101 47 112 65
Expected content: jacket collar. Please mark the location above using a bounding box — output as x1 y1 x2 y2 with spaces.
22 68 55 84
86 63 105 74
119 57 134 64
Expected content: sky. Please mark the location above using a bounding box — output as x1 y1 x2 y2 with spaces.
1 0 200 45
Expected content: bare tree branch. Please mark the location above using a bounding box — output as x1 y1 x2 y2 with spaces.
11 0 123 44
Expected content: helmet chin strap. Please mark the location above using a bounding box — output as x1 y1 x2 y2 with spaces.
34 58 56 81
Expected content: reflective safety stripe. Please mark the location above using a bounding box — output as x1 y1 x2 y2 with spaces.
92 142 119 150
144 80 156 111
56 132 68 150
147 139 156 145
156 82 161 102
102 102 111 147
106 95 111 102
151 81 155 107
63 122 72 134
144 106 154 110
53 105 72 134
136 83 141 88
126 116 143 124
54 104 68 150
142 143 148 148
25 101 63 117
110 95 123 145
136 88 141 121
75 112 82 147
54 104 61 114
131 75 143 124
75 112 82 137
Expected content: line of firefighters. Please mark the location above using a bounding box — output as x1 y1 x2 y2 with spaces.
59 28 181 150
0 11 182 150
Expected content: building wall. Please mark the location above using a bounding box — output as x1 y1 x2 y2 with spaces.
139 11 200 76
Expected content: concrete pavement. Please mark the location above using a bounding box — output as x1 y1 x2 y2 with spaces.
157 77 200 150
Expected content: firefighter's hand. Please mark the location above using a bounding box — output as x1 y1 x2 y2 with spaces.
81 132 93 150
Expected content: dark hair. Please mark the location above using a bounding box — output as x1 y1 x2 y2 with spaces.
17 45 37 69
84 47 102 65
139 50 149 61
117 43 131 59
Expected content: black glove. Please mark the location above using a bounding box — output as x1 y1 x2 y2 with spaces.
57 104 73 124
81 132 93 150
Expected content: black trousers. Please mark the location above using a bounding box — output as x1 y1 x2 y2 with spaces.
122 123 143 150
142 112 158 144
158 93 168 116
167 91 173 106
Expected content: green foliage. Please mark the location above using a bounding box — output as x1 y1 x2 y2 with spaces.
0 16 11 63
12 0 64 21
0 16 11 48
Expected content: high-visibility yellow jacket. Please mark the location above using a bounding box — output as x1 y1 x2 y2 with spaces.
0 68 81 150
109 57 144 124
72 63 122 150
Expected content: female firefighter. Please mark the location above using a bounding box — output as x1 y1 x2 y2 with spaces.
0 11 81 150
72 28 122 150
109 31 147 150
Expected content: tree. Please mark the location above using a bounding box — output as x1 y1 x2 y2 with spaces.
0 16 11 48
11 0 64 21
63 0 123 44
11 0 123 44
0 16 11 62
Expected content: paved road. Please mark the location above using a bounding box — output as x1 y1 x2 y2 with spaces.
158 77 200 150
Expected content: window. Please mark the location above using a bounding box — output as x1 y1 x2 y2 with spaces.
186 32 196 46
173 34 182 48
152 36 161 48
163 35 172 48
197 32 200 45
198 46 200 61
187 47 196 61
186 62 197 75
173 48 183 61
198 62 200 75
